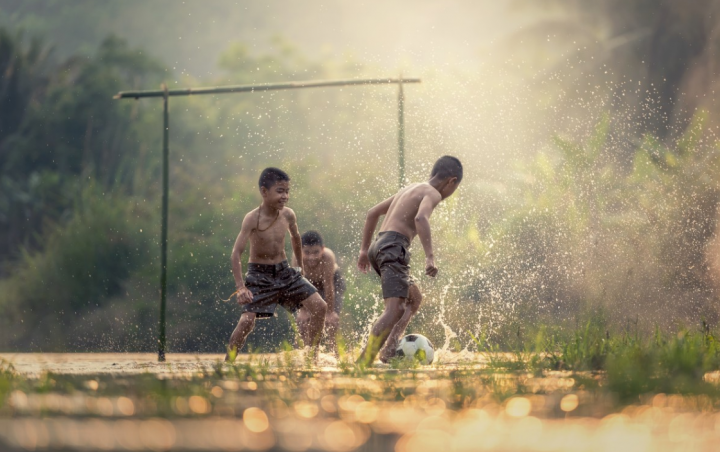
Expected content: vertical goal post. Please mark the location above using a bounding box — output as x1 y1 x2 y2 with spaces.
113 77 421 361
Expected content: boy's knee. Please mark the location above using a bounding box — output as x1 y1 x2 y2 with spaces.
304 295 327 316
408 286 422 310
317 298 328 315
240 312 257 325
380 305 404 324
296 309 310 322
409 297 421 313
409 284 421 299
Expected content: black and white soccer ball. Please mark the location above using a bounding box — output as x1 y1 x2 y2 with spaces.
395 334 435 365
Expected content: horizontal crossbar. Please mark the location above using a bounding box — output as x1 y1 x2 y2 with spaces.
114 78 421 99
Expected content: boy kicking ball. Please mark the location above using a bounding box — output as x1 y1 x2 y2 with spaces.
356 156 463 367
225 167 327 361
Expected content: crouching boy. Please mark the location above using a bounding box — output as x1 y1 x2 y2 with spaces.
293 230 345 352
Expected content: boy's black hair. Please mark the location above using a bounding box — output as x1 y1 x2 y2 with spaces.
430 156 463 182
258 167 290 190
301 230 324 247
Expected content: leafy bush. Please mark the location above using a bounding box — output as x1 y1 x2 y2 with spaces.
0 184 149 350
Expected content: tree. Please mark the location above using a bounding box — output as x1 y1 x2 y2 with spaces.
0 32 164 261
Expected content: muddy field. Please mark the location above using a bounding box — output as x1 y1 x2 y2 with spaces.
1 352 720 452
0 352 486 376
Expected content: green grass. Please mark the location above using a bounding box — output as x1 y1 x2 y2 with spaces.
3 328 720 452
470 318 720 403
0 359 15 406
3 321 720 419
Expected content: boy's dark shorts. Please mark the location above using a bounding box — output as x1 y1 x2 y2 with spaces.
317 269 346 314
368 231 415 299
243 261 318 318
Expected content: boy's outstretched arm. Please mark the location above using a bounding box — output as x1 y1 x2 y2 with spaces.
231 213 255 304
357 195 395 273
287 209 304 273
415 193 441 277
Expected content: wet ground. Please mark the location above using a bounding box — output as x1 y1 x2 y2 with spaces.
1 353 719 451
0 351 486 376
0 353 230 378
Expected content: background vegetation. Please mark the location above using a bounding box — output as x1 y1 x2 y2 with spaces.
2 1 720 354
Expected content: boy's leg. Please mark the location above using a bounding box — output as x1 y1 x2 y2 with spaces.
297 303 338 352
378 284 422 363
325 271 344 354
324 311 339 354
225 311 257 362
297 293 327 349
295 308 310 347
355 297 406 367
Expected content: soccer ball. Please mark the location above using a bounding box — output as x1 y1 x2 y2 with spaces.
395 334 435 365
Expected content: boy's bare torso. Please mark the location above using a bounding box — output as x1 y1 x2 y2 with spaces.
304 248 337 288
380 183 442 240
247 207 295 264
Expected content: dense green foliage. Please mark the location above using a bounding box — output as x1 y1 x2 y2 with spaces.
0 33 164 254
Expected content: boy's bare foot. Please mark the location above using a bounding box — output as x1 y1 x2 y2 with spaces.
379 348 397 363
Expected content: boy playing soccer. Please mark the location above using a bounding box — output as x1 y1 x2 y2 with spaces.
356 156 463 366
292 231 345 352
226 167 327 361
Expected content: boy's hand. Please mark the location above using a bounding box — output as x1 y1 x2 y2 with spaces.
425 256 438 278
357 251 370 273
236 286 253 305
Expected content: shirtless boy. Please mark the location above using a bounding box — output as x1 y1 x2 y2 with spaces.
226 167 327 361
356 156 463 367
292 231 345 352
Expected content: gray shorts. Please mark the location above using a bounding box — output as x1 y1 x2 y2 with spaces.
368 231 415 299
244 261 317 318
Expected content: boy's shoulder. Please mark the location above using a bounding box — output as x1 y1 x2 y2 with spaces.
280 207 296 221
242 207 260 225
403 182 441 199
323 247 337 262
399 182 422 192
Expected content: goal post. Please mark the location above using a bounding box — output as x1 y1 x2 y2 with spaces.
114 76 421 361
